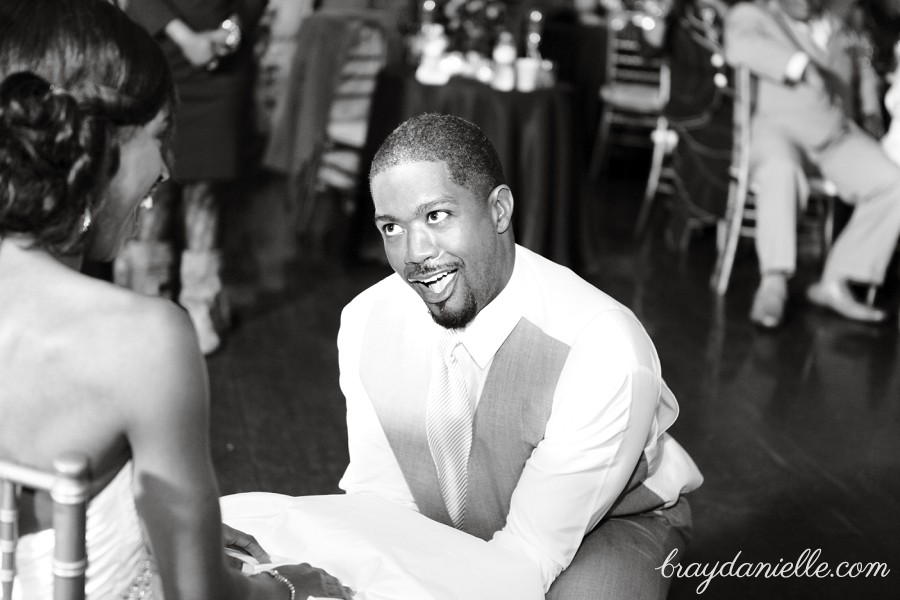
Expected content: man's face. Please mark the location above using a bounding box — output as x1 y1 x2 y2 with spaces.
372 160 513 329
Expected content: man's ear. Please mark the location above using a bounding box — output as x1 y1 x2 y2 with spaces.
488 184 514 234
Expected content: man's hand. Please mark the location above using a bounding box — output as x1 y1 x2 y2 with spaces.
164 19 230 68
222 523 271 569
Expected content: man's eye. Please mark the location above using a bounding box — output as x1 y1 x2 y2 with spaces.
382 223 402 237
427 211 448 224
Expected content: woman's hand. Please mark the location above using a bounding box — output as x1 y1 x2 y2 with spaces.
271 563 355 599
164 19 229 67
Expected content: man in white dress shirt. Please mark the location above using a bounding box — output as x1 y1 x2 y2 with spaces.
337 113 703 599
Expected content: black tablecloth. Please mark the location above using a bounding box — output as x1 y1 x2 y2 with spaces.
353 69 585 268
542 18 607 163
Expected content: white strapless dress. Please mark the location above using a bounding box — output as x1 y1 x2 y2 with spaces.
221 493 544 600
13 461 159 600
15 467 542 600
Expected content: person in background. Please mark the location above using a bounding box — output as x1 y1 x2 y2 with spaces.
116 0 267 354
0 1 352 597
338 113 703 599
725 0 900 328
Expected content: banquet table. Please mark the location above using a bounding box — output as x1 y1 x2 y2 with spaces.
357 68 585 269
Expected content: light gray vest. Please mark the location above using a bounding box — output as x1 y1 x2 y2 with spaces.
359 299 661 541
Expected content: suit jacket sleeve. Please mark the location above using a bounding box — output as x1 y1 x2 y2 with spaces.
125 0 180 36
725 2 799 83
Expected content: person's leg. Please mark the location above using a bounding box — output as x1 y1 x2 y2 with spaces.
817 127 900 284
545 497 692 600
747 124 803 328
113 180 176 298
807 126 900 321
179 180 230 355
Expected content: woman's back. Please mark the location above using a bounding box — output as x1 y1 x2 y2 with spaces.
0 238 193 531
0 1 354 596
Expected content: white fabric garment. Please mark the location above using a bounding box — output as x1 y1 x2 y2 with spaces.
220 492 543 600
14 469 542 599
12 461 159 600
338 244 704 590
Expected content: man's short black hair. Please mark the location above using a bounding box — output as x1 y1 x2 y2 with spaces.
369 113 506 199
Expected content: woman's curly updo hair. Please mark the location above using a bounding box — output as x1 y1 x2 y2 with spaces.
0 0 175 254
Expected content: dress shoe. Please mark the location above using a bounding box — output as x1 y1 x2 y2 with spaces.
806 280 887 323
750 278 787 329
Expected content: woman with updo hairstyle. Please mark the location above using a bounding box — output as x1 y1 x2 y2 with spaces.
0 1 352 599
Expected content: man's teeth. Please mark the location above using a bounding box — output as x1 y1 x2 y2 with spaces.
416 271 456 294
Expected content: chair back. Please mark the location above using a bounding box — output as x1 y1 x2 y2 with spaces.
638 0 734 245
589 9 670 175
0 454 89 600
604 10 668 104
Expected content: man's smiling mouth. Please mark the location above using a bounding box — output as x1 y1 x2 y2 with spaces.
409 269 458 295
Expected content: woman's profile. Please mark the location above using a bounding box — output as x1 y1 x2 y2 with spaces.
0 0 351 598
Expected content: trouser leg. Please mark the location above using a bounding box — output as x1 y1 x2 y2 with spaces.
113 180 176 298
750 125 804 276
179 181 230 355
545 497 693 600
816 125 900 284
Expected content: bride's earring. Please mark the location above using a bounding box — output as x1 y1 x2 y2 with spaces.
80 207 92 234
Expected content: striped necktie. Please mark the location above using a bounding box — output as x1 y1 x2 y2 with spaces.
426 329 472 529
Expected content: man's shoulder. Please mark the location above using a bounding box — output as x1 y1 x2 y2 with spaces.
726 0 774 26
517 247 637 342
519 247 627 309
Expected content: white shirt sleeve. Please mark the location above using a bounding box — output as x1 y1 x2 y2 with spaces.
487 310 663 592
784 51 810 83
336 297 419 511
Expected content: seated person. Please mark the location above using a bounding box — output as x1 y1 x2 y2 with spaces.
337 113 704 598
725 0 900 328
0 1 351 598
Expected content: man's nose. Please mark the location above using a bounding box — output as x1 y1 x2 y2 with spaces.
405 226 438 264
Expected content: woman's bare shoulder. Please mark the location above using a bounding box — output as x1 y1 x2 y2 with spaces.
82 280 203 384
0 269 207 470
70 276 196 353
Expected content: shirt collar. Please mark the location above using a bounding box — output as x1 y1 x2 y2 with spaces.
454 246 524 369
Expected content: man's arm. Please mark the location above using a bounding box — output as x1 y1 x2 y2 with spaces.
725 2 806 83
336 295 418 510
487 310 669 591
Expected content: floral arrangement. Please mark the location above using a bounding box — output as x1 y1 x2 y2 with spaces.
422 0 511 55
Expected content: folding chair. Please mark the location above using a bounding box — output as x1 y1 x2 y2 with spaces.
589 9 670 178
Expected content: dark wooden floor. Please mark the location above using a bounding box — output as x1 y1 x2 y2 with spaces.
207 158 900 599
